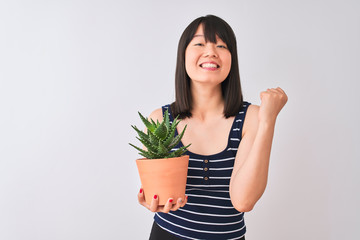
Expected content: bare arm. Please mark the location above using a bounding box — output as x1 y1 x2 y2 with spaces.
229 110 275 212
229 87 288 212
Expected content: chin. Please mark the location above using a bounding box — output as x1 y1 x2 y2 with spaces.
193 79 224 86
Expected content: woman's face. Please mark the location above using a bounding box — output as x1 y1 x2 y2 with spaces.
185 25 231 85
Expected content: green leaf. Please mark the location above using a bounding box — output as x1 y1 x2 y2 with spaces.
149 131 159 147
154 120 168 140
136 137 157 153
138 112 156 133
168 125 187 149
167 151 176 158
163 109 170 134
158 141 169 156
163 114 180 147
173 144 191 157
150 119 156 126
168 114 180 134
139 152 153 159
129 143 150 156
131 125 149 142
163 125 176 149
136 148 162 159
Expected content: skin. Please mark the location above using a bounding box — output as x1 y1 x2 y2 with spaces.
138 24 288 213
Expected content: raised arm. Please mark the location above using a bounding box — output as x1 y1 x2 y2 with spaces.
229 87 288 212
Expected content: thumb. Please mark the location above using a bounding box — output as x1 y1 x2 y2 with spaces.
260 91 265 101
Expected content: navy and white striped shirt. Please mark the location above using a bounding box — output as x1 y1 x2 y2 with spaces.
154 102 251 240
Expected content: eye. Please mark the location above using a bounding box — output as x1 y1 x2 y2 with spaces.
217 45 228 49
194 43 204 46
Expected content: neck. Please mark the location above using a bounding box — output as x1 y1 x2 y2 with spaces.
190 82 224 121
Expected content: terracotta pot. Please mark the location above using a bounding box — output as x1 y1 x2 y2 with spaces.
136 155 189 205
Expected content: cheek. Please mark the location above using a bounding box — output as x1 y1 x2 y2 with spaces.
223 54 232 73
185 52 197 73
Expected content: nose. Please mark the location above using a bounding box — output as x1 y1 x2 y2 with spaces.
203 44 218 58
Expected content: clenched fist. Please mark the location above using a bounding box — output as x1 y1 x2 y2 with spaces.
259 87 288 123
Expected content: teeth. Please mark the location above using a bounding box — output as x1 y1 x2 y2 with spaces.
201 63 218 68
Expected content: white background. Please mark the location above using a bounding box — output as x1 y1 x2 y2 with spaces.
1 0 359 239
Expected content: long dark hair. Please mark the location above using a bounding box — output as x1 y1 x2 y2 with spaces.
170 15 244 119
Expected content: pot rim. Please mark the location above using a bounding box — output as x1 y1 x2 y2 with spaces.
136 155 189 162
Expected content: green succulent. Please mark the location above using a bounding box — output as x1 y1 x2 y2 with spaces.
129 109 191 159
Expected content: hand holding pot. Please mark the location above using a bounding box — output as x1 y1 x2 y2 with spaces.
138 188 188 213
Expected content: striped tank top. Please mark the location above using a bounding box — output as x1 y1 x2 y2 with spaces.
154 101 251 240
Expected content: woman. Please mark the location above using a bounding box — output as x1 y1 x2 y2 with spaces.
138 15 288 240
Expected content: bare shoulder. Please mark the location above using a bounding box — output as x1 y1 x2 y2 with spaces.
148 108 164 122
242 104 260 137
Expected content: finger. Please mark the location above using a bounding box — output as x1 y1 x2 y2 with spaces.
260 91 267 100
276 87 286 94
162 198 174 213
137 188 150 208
267 88 281 93
149 194 159 212
270 88 287 100
263 88 277 94
171 197 184 211
181 195 188 208
269 89 286 98
137 188 143 203
277 88 288 100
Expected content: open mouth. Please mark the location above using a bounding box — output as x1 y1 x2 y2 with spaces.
200 63 220 69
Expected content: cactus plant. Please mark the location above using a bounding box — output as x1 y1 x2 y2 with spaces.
129 109 191 159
